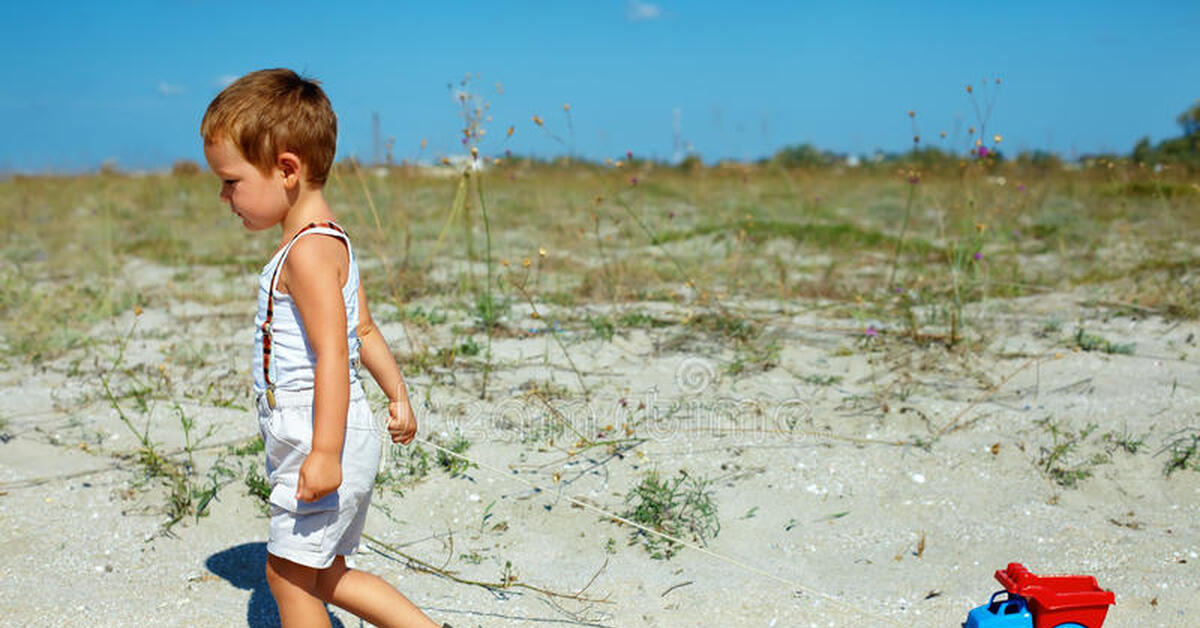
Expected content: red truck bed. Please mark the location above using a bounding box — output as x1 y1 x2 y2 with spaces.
995 563 1115 628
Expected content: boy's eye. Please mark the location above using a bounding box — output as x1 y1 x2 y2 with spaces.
223 179 237 186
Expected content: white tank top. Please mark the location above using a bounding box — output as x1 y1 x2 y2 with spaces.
252 225 361 394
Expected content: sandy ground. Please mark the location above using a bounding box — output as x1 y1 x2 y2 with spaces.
2 260 1198 627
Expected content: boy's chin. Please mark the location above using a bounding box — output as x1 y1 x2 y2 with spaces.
241 218 274 232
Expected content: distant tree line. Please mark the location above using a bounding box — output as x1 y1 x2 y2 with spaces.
768 100 1200 172
1132 100 1200 169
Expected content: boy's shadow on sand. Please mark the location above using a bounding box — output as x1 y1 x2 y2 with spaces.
206 543 346 628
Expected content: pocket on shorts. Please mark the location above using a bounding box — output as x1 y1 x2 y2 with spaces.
341 398 383 492
344 394 380 432
268 482 341 515
266 404 314 455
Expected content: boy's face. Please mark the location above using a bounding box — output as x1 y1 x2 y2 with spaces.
203 137 290 232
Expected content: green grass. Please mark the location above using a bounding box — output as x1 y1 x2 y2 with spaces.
401 305 448 326
800 373 843 386
1161 429 1200 476
617 310 673 328
1102 429 1146 455
227 436 265 457
2 159 1198 363
587 314 616 341
390 442 432 482
654 219 937 255
726 338 780 375
621 470 720 559
372 432 474 493
1033 417 1108 489
91 319 231 533
435 432 473 475
1104 180 1198 198
1071 328 1136 355
686 312 758 344
244 465 271 509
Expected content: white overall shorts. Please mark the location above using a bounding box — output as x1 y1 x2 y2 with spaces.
252 222 381 569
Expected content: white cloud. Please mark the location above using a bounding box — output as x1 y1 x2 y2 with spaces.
157 81 184 97
626 0 661 21
214 74 239 89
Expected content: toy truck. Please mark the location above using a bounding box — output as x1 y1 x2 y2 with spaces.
963 563 1115 628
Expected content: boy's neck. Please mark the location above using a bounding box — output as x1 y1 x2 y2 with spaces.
279 187 335 243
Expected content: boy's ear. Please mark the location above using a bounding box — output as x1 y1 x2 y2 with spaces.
277 152 303 187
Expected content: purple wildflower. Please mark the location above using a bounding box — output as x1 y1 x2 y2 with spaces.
630 177 638 186
865 325 878 337
978 146 990 158
973 251 983 261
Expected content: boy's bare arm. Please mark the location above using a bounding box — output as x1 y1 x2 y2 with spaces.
356 282 417 444
282 236 351 502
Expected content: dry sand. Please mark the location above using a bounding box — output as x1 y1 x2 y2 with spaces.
2 260 1198 627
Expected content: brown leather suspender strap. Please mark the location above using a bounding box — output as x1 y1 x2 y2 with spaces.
261 220 347 408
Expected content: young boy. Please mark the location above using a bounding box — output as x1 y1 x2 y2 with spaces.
202 68 441 628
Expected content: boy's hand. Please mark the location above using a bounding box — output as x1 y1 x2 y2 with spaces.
388 398 417 444
296 450 342 502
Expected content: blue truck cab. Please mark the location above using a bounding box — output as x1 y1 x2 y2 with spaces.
964 591 1033 628
964 591 1089 628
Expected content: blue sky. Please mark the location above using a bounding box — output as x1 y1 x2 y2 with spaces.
2 1 1198 172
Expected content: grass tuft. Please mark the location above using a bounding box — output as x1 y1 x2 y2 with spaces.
1034 417 1110 489
1071 328 1136 355
621 469 720 559
1161 429 1200 476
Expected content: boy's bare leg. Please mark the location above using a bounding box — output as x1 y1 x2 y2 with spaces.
315 556 440 628
266 554 332 628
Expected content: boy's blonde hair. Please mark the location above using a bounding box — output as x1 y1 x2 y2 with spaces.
201 68 337 186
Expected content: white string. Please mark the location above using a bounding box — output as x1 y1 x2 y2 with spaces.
410 436 905 626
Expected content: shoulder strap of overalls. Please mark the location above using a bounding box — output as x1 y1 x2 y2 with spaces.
261 220 348 408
